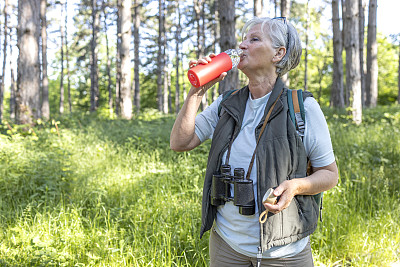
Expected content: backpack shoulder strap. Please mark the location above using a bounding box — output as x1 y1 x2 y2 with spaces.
287 89 306 137
218 89 240 117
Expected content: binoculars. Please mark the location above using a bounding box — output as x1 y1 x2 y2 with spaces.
211 164 255 215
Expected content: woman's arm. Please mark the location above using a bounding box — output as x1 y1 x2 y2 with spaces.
170 55 226 152
170 85 205 152
264 161 339 213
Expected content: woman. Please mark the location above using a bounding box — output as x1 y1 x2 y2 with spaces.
170 17 338 266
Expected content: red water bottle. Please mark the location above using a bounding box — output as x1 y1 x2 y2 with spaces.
187 49 242 88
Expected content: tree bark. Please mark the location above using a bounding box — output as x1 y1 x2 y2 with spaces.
17 0 41 124
218 0 238 94
9 33 16 120
167 70 171 113
331 0 345 108
398 41 400 104
115 0 121 115
366 0 378 107
162 0 168 114
157 0 165 112
119 0 132 118
345 0 362 124
90 0 100 112
304 0 309 91
59 1 65 114
0 0 9 120
65 1 71 113
133 0 141 113
398 42 400 104
175 0 181 114
102 0 113 115
254 0 263 17
359 0 366 106
211 0 219 101
341 0 349 105
194 0 208 110
280 0 291 87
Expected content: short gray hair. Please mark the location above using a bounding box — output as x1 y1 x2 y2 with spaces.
241 17 302 76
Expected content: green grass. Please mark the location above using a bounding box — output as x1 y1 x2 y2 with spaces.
0 107 399 266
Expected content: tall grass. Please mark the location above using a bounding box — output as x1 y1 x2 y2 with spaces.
0 107 399 266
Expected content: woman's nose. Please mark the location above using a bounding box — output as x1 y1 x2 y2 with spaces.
239 42 246 50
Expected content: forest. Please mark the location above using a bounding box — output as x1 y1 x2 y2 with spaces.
0 0 399 266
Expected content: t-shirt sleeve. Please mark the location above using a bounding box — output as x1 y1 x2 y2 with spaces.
303 97 335 168
194 95 223 143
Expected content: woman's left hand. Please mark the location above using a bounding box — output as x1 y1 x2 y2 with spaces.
263 180 299 214
263 162 339 214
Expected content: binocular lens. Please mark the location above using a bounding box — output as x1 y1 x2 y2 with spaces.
211 174 226 206
234 179 256 215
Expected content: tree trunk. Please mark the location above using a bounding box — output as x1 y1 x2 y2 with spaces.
65 1 71 113
304 0 309 91
17 0 41 124
341 0 349 105
167 70 171 113
397 43 400 104
157 0 165 112
359 0 366 106
345 0 362 124
398 42 400 104
0 0 9 120
211 0 219 101
180 53 187 101
254 0 263 17
59 1 65 114
366 0 378 107
119 0 132 118
195 0 208 110
90 0 100 112
133 0 141 113
102 0 113 115
280 0 291 87
115 0 121 115
162 1 168 114
175 0 181 114
218 0 238 94
331 0 345 108
194 0 205 58
9 33 16 120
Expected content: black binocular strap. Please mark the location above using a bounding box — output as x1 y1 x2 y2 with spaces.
245 89 283 180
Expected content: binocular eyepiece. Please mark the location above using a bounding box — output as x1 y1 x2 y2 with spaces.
211 164 256 215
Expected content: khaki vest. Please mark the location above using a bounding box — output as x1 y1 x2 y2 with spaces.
200 78 319 251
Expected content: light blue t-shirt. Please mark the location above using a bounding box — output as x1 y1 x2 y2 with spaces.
195 90 335 258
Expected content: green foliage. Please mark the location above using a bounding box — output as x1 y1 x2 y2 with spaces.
377 34 399 105
312 105 400 266
0 107 400 266
288 2 334 107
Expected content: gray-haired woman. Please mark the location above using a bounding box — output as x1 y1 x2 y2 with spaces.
170 17 338 267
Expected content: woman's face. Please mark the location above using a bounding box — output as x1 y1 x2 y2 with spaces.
238 24 278 76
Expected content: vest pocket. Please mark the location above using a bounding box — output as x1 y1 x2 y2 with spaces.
293 196 304 218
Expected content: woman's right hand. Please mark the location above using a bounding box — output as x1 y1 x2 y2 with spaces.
188 54 227 95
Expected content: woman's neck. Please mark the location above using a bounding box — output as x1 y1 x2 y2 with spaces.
248 73 278 99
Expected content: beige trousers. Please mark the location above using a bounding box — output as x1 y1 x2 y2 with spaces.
209 228 314 267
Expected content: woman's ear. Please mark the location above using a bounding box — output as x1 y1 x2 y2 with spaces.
272 47 286 62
